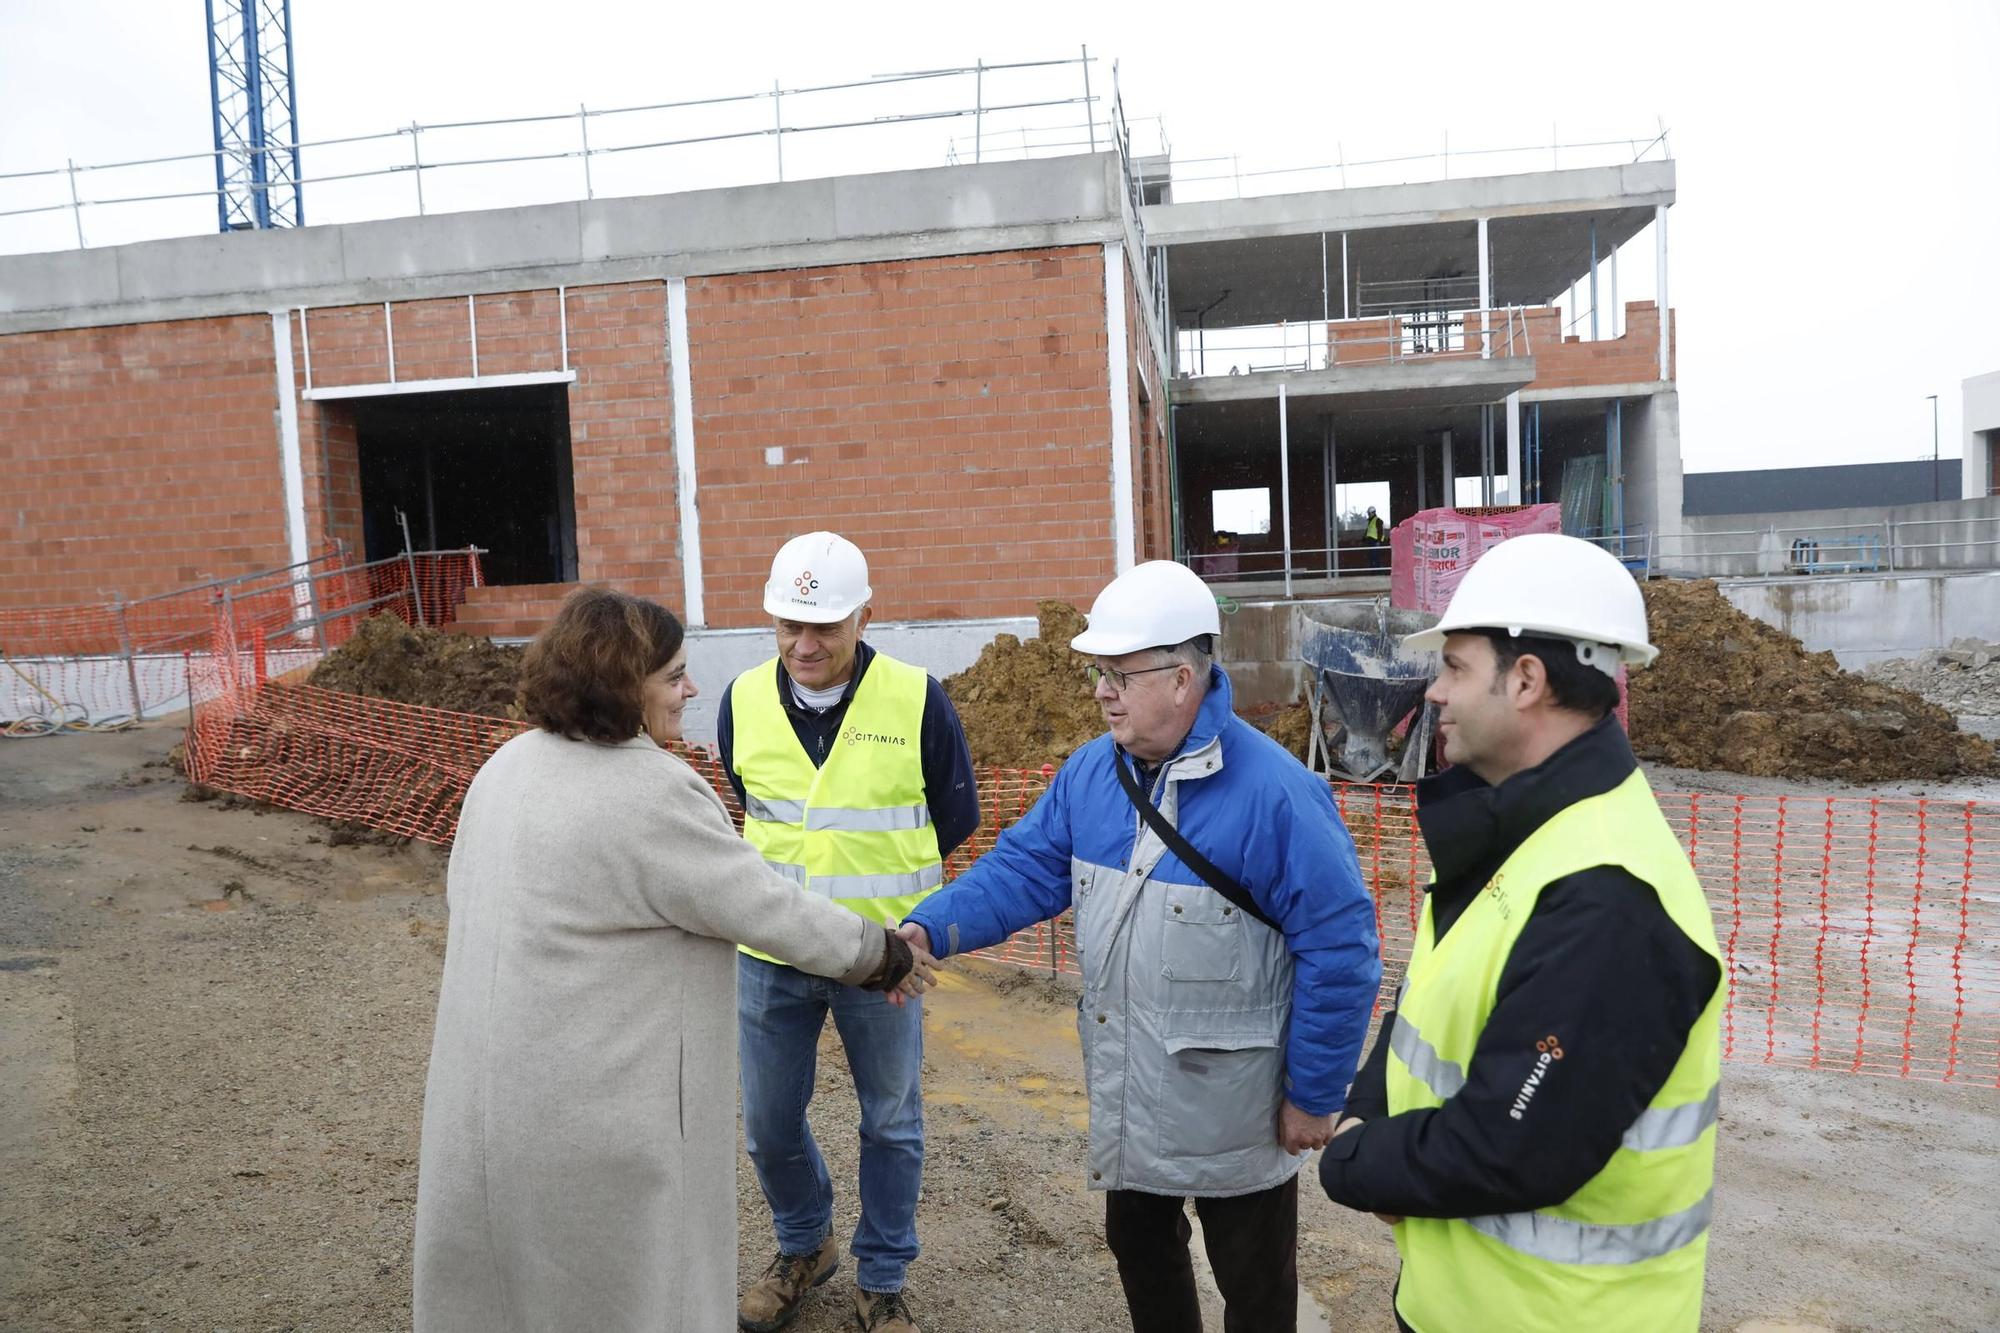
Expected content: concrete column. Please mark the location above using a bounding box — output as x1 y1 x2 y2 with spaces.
1477 216 1491 359
667 277 704 627
1481 405 1495 506
1588 218 1599 341
269 311 309 580
1341 233 1351 321
1656 204 1670 380
1441 430 1455 507
1505 391 1522 505
1278 380 1293 597
1609 244 1620 340
1321 416 1336 576
1103 241 1137 574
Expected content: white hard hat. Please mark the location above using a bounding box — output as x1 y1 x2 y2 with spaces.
764 531 872 624
1070 561 1222 656
1402 532 1657 674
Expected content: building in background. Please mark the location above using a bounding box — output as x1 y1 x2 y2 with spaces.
1966 370 2000 500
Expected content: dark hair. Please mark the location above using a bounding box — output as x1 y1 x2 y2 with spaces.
1476 629 1621 720
518 587 685 742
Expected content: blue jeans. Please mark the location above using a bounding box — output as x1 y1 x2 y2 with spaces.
738 953 924 1293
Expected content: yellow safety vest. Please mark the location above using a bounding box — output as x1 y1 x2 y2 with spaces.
1386 769 1723 1333
729 653 943 965
1366 516 1385 541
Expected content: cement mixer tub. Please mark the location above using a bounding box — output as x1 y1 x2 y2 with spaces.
1298 600 1441 783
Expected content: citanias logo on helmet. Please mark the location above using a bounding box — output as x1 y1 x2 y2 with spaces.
793 569 819 594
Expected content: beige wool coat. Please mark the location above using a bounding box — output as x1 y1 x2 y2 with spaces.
413 730 885 1333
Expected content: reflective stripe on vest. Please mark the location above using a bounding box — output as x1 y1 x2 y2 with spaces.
1388 1013 1465 1100
729 652 943 953
746 795 932 833
1385 769 1724 1333
1622 1085 1720 1152
759 860 943 900
1467 1190 1715 1267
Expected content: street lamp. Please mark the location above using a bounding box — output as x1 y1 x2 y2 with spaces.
1925 394 1940 502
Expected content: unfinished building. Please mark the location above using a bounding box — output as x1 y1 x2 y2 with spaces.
1150 161 1678 591
0 147 1675 631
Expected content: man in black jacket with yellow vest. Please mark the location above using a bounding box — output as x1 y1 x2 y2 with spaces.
1320 533 1724 1333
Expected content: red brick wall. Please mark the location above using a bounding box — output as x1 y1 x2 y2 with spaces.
1125 252 1173 561
564 283 677 604
685 247 1116 627
1327 302 1677 387
291 285 679 603
0 314 288 607
1527 301 1676 388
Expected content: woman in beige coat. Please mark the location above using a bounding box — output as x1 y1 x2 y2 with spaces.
414 588 927 1332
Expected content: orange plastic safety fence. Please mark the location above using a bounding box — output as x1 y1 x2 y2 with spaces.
5 548 483 733
181 666 2000 1087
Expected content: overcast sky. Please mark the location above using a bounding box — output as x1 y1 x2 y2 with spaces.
3 0 1995 477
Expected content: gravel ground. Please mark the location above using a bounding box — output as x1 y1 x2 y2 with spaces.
1 725 1996 1331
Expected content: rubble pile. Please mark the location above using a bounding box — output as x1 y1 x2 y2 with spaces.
1864 639 2000 737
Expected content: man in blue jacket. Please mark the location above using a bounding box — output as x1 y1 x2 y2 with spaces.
899 559 1381 1333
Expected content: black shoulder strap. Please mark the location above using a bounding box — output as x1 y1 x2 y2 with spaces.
1113 750 1281 932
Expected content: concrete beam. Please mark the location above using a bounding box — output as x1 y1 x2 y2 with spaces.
1142 161 1676 246
1170 357 1535 409
0 154 1126 335
1518 380 1673 404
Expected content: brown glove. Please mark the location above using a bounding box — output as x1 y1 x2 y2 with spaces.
857 927 915 993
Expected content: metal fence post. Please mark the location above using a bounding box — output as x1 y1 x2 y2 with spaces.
578 103 594 200
973 59 984 163
396 508 426 626
1081 46 1095 150
409 122 425 214
219 586 237 704
114 596 144 721
772 81 784 181
66 158 86 248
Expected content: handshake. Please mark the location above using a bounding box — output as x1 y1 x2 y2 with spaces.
856 922 942 1008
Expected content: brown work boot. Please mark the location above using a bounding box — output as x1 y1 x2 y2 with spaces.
737 1236 838 1332
851 1286 920 1332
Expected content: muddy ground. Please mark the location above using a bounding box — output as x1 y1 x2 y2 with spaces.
2 726 1997 1331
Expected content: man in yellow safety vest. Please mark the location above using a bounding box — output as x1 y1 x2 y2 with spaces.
1319 532 1724 1333
719 532 978 1333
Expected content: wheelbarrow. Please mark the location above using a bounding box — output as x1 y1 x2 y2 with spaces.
1298 599 1441 784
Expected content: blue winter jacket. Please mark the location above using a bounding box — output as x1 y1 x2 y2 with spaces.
906 666 1381 1194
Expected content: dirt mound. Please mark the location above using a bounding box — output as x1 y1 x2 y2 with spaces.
1239 695 1313 762
1631 580 1996 782
943 602 1105 769
306 614 523 718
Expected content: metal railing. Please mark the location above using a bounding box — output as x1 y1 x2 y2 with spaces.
1582 517 2000 579
1189 543 1392 583
1156 125 1670 203
0 55 1105 254
1176 307 1532 378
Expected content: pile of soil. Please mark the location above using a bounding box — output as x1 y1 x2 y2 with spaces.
1631 580 1996 782
943 602 1103 769
306 615 523 719
1241 694 1313 763
946 606 1321 770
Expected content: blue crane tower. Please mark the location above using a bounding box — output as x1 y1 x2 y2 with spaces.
204 0 302 231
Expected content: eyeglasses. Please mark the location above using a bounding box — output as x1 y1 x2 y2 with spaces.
1084 663 1182 692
